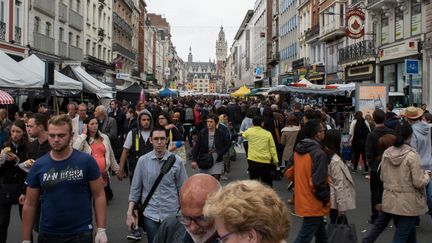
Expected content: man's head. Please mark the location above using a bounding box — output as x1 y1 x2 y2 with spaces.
27 113 48 138
386 103 394 113
178 174 221 242
421 104 427 112
252 116 263 127
67 102 78 117
77 103 88 120
47 115 73 152
0 108 7 121
94 105 107 120
138 111 152 130
110 100 119 111
150 127 168 153
38 103 49 113
372 109 386 125
304 119 325 142
402 106 424 123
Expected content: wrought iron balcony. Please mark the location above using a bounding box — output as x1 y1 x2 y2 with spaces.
34 32 55 54
69 45 83 60
33 0 55 17
338 40 376 64
351 0 364 7
113 43 136 61
113 12 133 38
305 25 320 42
59 3 68 23
59 41 68 57
69 9 83 31
0 21 6 41
14 26 21 44
367 0 394 10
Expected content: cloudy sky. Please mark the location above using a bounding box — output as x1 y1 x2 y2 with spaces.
146 0 255 62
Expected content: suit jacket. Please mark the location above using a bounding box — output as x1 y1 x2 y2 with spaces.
100 116 117 141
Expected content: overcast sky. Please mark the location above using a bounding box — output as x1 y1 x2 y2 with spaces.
146 0 255 62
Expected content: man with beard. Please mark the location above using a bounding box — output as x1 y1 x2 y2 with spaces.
153 174 220 243
22 115 107 243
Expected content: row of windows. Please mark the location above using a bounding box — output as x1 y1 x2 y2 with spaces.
281 43 297 61
280 15 297 37
279 0 295 14
34 17 82 47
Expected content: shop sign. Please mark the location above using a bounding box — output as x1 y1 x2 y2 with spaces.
355 84 388 117
405 59 420 75
116 73 129 80
346 9 365 39
379 42 419 61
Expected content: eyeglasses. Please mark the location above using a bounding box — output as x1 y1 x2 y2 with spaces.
216 232 235 243
176 214 211 227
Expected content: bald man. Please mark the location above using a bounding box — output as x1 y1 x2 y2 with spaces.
152 174 220 243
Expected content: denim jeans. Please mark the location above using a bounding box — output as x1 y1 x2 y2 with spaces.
143 216 161 243
392 215 417 243
362 211 392 243
38 231 92 243
294 216 328 243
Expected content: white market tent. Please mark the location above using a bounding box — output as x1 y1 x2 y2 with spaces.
71 66 113 99
0 50 44 90
19 55 82 96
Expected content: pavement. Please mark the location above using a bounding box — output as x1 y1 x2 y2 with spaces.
6 145 432 243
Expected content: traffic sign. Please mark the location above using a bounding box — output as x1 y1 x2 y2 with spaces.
255 67 263 76
405 59 419 75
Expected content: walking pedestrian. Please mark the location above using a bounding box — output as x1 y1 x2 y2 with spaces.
22 115 107 243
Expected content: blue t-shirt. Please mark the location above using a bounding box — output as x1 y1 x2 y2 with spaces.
26 149 101 234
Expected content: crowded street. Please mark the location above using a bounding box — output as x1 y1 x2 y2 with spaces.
4 146 432 242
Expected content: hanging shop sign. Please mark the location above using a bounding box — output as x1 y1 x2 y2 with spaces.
346 9 365 39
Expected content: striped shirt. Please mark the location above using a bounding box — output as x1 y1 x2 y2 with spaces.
129 150 188 223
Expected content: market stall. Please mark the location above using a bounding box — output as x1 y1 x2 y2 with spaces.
230 86 251 97
19 55 82 97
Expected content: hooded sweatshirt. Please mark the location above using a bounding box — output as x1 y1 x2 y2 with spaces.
410 121 432 170
286 138 330 216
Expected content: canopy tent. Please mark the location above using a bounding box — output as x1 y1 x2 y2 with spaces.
230 86 251 97
0 50 44 95
62 66 113 99
116 82 150 102
269 83 356 96
0 90 14 104
246 87 270 97
158 87 177 97
19 55 82 96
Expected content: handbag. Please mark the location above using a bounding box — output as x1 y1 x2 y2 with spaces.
197 153 214 170
327 215 358 243
0 184 21 204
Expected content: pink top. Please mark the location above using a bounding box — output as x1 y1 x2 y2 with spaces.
90 142 106 172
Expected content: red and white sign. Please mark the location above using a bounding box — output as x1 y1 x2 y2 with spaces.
346 9 365 39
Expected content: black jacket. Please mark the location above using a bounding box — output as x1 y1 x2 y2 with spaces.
192 127 230 162
365 126 394 172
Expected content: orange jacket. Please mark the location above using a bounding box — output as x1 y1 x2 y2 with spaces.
286 138 330 217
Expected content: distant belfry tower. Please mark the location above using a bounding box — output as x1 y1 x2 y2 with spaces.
216 26 227 74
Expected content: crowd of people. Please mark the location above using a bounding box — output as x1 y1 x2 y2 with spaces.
0 96 431 243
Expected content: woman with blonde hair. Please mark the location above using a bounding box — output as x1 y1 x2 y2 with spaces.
204 180 290 243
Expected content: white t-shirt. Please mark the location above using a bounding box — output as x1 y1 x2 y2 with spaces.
123 130 151 149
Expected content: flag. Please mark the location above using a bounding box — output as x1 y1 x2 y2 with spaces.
139 88 145 102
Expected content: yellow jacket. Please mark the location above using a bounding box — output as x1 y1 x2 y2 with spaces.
242 126 279 164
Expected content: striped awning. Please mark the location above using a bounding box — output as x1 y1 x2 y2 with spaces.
0 90 14 104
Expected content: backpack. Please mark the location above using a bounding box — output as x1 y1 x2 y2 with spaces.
185 107 194 122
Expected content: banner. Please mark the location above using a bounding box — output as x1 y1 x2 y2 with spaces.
355 84 388 116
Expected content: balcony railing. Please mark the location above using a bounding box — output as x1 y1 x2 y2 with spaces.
351 0 364 6
33 0 55 17
14 26 21 44
69 45 83 60
69 9 83 31
34 32 55 54
59 3 68 23
59 41 68 57
113 12 133 37
305 25 320 42
113 43 136 60
0 21 6 41
338 40 375 64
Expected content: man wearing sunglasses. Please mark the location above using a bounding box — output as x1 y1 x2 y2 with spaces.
153 174 220 243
